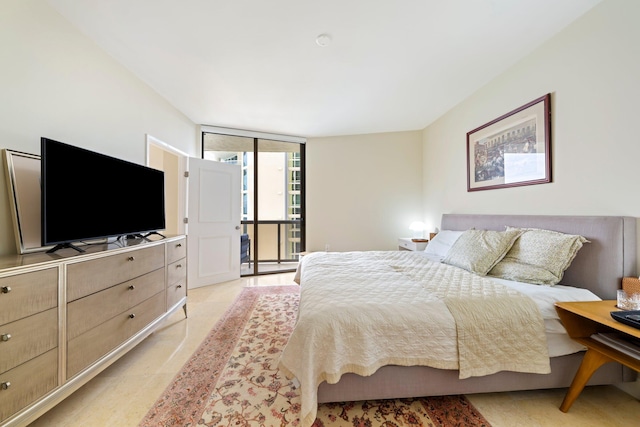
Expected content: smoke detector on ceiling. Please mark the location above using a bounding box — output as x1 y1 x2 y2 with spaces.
316 34 331 47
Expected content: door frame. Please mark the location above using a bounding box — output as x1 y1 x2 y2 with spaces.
146 134 188 236
200 126 306 276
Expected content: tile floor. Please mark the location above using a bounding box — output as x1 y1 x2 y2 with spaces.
29 273 639 426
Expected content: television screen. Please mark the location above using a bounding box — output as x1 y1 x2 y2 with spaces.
41 138 165 251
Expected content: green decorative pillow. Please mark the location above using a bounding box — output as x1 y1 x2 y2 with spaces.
443 228 523 276
489 227 589 285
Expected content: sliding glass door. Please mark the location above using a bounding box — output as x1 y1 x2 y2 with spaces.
202 130 305 276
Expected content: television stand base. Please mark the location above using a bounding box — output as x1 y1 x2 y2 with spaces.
123 231 165 241
46 242 86 254
143 231 166 239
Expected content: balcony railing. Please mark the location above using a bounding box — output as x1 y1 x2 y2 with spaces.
240 219 303 275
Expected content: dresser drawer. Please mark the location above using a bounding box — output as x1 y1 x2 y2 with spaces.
0 348 58 422
0 308 57 374
167 238 186 265
67 291 166 378
167 279 186 310
67 268 165 341
167 258 186 287
0 268 58 326
67 245 165 301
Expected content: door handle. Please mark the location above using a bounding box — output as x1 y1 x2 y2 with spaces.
235 226 240 230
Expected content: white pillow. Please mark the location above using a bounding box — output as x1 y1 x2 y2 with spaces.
424 230 464 259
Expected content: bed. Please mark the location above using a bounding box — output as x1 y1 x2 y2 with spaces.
279 214 638 427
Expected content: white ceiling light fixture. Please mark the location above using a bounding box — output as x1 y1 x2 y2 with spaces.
315 33 331 47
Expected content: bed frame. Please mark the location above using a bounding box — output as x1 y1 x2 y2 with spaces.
317 214 638 403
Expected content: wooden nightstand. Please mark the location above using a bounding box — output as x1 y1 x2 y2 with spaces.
398 238 428 251
554 300 640 412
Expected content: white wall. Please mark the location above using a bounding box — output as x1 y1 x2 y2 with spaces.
306 131 423 251
0 0 197 256
421 0 640 397
422 0 640 232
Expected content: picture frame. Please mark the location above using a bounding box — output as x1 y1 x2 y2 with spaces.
467 93 551 192
3 149 53 253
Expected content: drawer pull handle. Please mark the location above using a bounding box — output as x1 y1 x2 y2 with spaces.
1 286 11 294
1 334 11 342
176 264 182 268
129 313 136 319
177 284 182 289
176 243 182 248
129 285 135 290
127 256 135 261
1 382 10 390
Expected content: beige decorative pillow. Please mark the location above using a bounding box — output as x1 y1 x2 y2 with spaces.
443 228 523 276
489 227 589 285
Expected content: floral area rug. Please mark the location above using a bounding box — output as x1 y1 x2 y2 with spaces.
139 286 491 427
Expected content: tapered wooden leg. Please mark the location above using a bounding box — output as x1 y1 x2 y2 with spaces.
559 349 613 412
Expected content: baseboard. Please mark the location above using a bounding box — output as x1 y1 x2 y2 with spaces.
616 379 640 399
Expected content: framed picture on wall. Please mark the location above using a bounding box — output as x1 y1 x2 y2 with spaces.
467 93 551 192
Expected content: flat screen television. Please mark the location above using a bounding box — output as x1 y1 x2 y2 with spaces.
41 137 166 253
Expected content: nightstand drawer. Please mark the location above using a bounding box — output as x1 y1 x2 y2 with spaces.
398 238 428 251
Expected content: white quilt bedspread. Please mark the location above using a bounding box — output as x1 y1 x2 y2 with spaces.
279 251 552 427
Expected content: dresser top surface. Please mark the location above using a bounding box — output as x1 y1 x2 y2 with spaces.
0 235 185 273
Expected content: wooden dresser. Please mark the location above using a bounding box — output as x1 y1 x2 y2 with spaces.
0 236 187 426
166 238 187 312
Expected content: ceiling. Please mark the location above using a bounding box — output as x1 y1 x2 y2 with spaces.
47 0 602 138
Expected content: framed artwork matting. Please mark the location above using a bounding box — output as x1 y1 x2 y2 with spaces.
467 93 551 192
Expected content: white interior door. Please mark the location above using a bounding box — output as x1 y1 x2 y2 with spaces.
187 157 241 288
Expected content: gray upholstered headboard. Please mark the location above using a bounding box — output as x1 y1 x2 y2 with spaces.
441 214 637 300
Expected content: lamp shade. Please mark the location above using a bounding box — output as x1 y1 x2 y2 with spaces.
409 221 425 238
